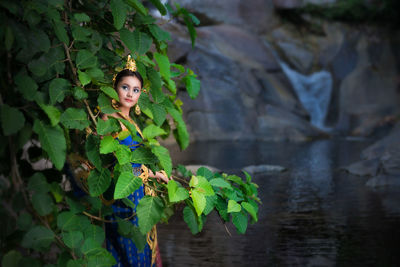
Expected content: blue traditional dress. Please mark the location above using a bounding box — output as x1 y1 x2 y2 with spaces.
105 132 155 267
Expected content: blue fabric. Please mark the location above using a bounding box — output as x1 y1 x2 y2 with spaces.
105 132 154 267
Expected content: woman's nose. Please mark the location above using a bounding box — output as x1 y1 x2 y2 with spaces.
126 89 132 96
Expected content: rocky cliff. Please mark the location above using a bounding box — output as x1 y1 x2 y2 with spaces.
163 0 400 142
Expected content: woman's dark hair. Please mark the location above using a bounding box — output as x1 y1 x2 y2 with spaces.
114 69 144 89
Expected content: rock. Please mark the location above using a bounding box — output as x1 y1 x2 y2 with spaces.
256 105 327 141
337 35 400 134
345 124 400 185
273 0 337 9
197 25 280 71
276 41 314 73
170 0 280 33
242 164 287 174
366 175 400 187
272 0 303 9
341 158 379 176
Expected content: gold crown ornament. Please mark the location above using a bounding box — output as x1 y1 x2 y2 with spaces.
125 55 137 72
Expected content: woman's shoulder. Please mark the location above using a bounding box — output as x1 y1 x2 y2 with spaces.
101 113 119 121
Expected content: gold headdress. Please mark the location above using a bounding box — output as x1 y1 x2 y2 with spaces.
125 55 137 72
112 55 137 84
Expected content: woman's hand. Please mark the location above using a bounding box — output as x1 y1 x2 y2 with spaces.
155 171 170 183
148 169 170 183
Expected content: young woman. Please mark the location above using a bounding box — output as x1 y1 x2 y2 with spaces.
103 57 168 267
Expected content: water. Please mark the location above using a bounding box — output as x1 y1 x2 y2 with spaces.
157 139 400 266
279 62 333 130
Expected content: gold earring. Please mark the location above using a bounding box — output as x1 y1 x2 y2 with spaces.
111 99 119 110
135 104 141 115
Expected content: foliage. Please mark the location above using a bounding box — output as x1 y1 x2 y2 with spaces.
0 0 260 265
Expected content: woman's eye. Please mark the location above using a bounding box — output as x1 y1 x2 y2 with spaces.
133 88 140 93
122 85 128 90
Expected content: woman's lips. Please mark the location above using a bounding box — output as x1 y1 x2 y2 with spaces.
125 98 133 102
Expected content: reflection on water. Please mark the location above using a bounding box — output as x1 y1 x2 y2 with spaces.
158 139 400 266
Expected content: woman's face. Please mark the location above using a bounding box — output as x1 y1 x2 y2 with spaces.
116 76 142 109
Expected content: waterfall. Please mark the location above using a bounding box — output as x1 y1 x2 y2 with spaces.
279 62 333 130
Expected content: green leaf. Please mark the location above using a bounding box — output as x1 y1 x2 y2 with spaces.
73 86 88 100
125 0 148 15
62 231 83 249
88 168 112 196
167 180 189 203
60 108 89 130
227 175 244 186
76 50 97 70
119 28 152 55
183 13 197 47
57 211 91 232
154 52 170 80
143 124 166 139
100 86 119 101
38 104 61 126
215 196 229 221
148 24 170 41
210 178 232 189
203 195 216 215
74 13 91 22
1 250 22 267
78 69 91 86
241 202 258 222
0 104 25 136
49 78 70 105
32 192 54 216
84 224 105 245
22 226 54 250
131 147 158 164
227 200 241 213
151 103 166 126
66 197 86 214
231 211 248 234
27 59 46 77
100 135 119 154
87 248 116 267
97 117 120 135
110 0 127 30
114 171 142 199
27 173 50 193
191 188 206 216
184 75 200 99
190 176 214 196
130 226 147 252
31 29 51 54
53 20 70 44
85 134 102 169
151 145 172 176
81 237 102 255
148 0 167 15
196 167 213 181
97 93 115 114
136 196 164 234
14 73 38 101
116 145 131 165
33 120 66 170
72 24 91 42
167 107 189 150
183 206 199 234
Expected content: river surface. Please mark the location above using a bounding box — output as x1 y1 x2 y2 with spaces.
157 139 400 267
